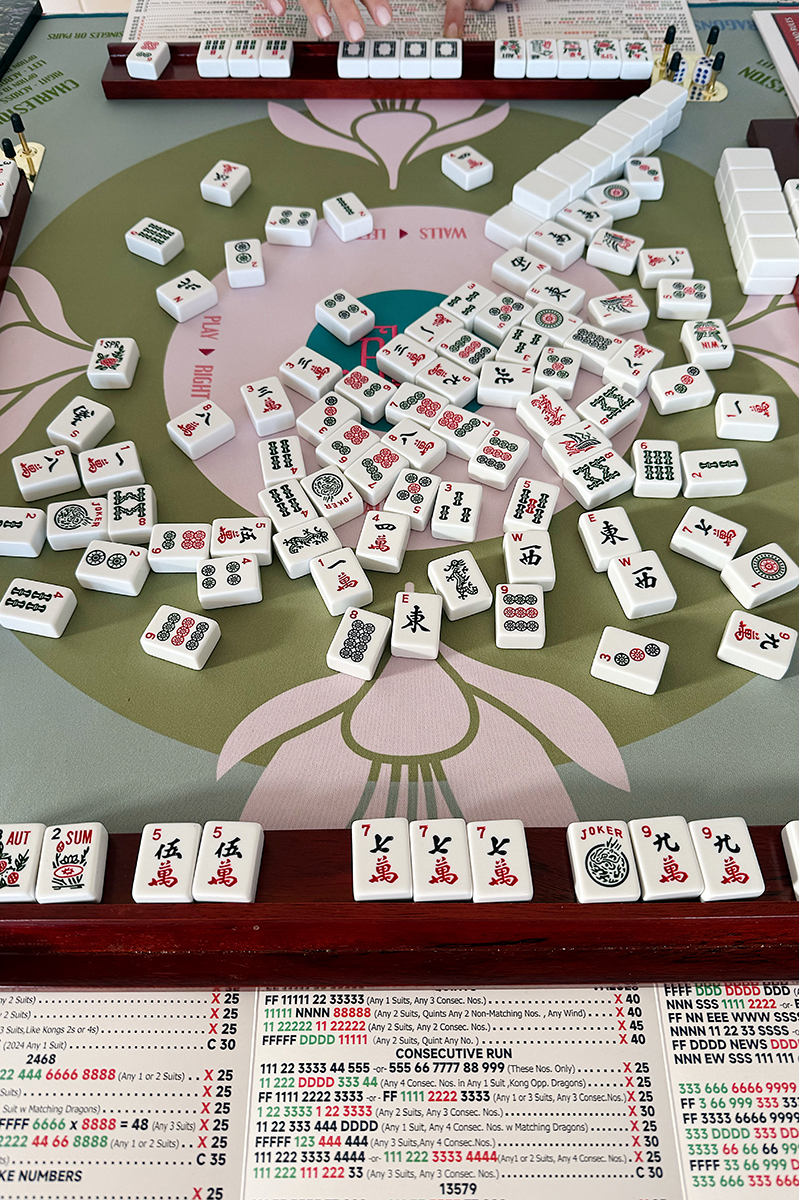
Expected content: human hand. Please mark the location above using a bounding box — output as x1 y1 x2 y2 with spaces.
268 0 393 43
442 0 496 39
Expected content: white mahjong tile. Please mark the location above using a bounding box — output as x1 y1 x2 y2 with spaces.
557 37 590 79
132 822 201 903
428 549 492 620
608 548 677 619
156 271 218 322
440 281 497 331
259 37 293 76
337 39 368 78
211 516 272 565
586 228 644 276
12 445 80 502
410 819 472 901
224 238 265 288
669 505 746 570
315 288 375 345
351 818 412 900
355 509 411 572
512 168 570 219
562 324 625 374
783 821 799 901
258 435 306 486
391 588 442 659
228 38 261 77
279 346 343 402
241 375 294 437
0 578 77 638
542 420 611 475
721 542 799 609
540 150 595 198
310 546 373 616
556 200 613 240
430 480 483 541
579 126 633 175
264 205 318 246
384 469 440 531
485 203 540 251
381 420 447 471
587 288 650 334
526 37 557 78
405 306 464 348
416 358 478 406
680 318 734 370
495 584 546 649
620 39 653 80
376 335 437 384
576 381 641 437
200 158 251 204
624 96 667 136
516 389 579 446
384 382 445 427
598 108 648 149
526 220 586 271
523 271 585 315
578 505 641 572
400 39 432 80
46 396 115 453
534 345 581 400
316 420 380 469
125 216 184 264
567 820 640 903
323 191 373 241
688 817 764 902
0 823 45 902
623 155 664 200
602 338 664 396
197 554 262 609
107 484 157 546
78 441 144 497
562 448 635 508
718 609 797 680
491 247 549 296
468 426 530 490
431 37 463 78
167 400 235 460
588 37 621 79
586 179 641 220
274 517 342 579
523 303 583 347
437 329 496 374
656 277 712 320
345 444 408 504
0 157 19 194
76 540 150 597
496 325 547 367
591 625 668 694
637 246 693 288
300 465 364 528
140 605 220 669
327 606 392 680
467 819 533 900
715 392 779 442
503 477 560 533
35 823 108 904
148 523 211 572
681 449 747 498
631 438 682 498
473 293 531 346
369 37 400 78
192 821 264 903
126 38 170 78
47 498 107 551
430 408 491 459
477 360 535 408
503 529 555 590
258 478 315 531
629 816 703 900
336 365 396 423
494 37 526 78
648 363 715 415
0 506 46 557
296 391 359 444
196 37 230 78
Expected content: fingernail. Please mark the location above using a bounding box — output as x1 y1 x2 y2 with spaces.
375 4 391 24
315 12 333 36
348 19 364 40
445 21 459 38
268 0 283 13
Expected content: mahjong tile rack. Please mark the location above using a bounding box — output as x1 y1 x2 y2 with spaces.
746 117 799 312
101 41 651 100
0 169 30 304
1 825 799 988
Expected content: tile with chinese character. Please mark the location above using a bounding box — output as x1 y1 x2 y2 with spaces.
688 817 764 902
211 516 272 565
355 509 411 572
167 400 235 460
629 816 703 900
468 820 533 901
192 821 264 902
132 822 201 903
410 818 472 901
310 546 373 616
391 588 442 659
503 529 555 590
578 505 640 572
352 818 412 900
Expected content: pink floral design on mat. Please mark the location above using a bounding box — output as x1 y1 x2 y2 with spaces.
728 293 799 398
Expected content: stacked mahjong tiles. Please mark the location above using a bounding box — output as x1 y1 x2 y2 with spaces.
716 147 799 296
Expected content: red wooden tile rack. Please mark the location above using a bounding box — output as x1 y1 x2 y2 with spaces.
101 41 651 101
0 175 30 304
0 826 796 988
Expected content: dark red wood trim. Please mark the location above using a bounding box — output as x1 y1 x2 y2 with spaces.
0 175 31 303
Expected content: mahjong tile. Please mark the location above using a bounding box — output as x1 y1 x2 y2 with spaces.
567 819 640 902
717 609 797 681
557 38 590 79
591 626 669 695
680 318 735 370
264 205 318 246
132 823 201 904
192 821 264 903
310 546 373 616
327 606 392 680
384 469 440 531
473 293 531 346
47 498 107 551
491 247 549 296
496 325 546 366
391 587 442 659
410 818 472 901
503 477 560 533
495 584 545 649
442 143 493 188
440 281 497 331
715 392 779 442
656 278 712 320
344 444 408 504
503 529 555 590
494 37 526 78
241 376 294 437
556 200 613 240
468 426 530 490
523 303 583 347
579 126 633 175
632 438 682 498
300 465 364 528
400 39 432 80
516 388 579 445
623 95 667 136
224 238 265 288
78 440 144 496
355 509 411 572
620 39 653 80
197 554 262 609
586 179 641 220
477 360 535 408
0 578 77 638
431 480 483 541
585 228 644 276
598 108 648 149
688 817 764 902
523 271 585 314
156 271 218 322
167 400 235 460
336 365 395 423
13 445 80 502
227 37 261 77
669 505 746 570
681 449 747 498
431 408 492 459
608 549 677 621
0 507 46 558
428 548 491 620
279 346 343 402
323 191 373 242
258 478 314 531
369 37 400 78
542 420 611 475
337 39 369 78
629 816 703 900
351 818 412 900
602 338 664 396
274 517 342 579
437 329 496 374
623 155 663 200
35 823 108 904
140 605 220 669
578 505 641 571
376 334 437 384
148 524 211 573
588 37 621 79
485 203 540 251
259 37 293 76
0 823 45 902
540 158 595 203
720 542 799 609
46 396 115 453
636 246 693 288
588 288 650 334
783 821 799 901
196 37 230 78
200 158 251 204
562 324 625 374
467 819 534 900
381 419 447 470
561 448 635 508
526 220 586 271
296 392 359 445
405 307 464 348
107 484 157 546
416 357 478 406
211 516 272 565
512 168 571 220
526 38 557 78
648 363 715 415
258 436 306 489
534 345 582 400
315 288 374 345
576 382 641 437
384 382 445 427
76 539 150 597
316 420 380 469
124 216 184 265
